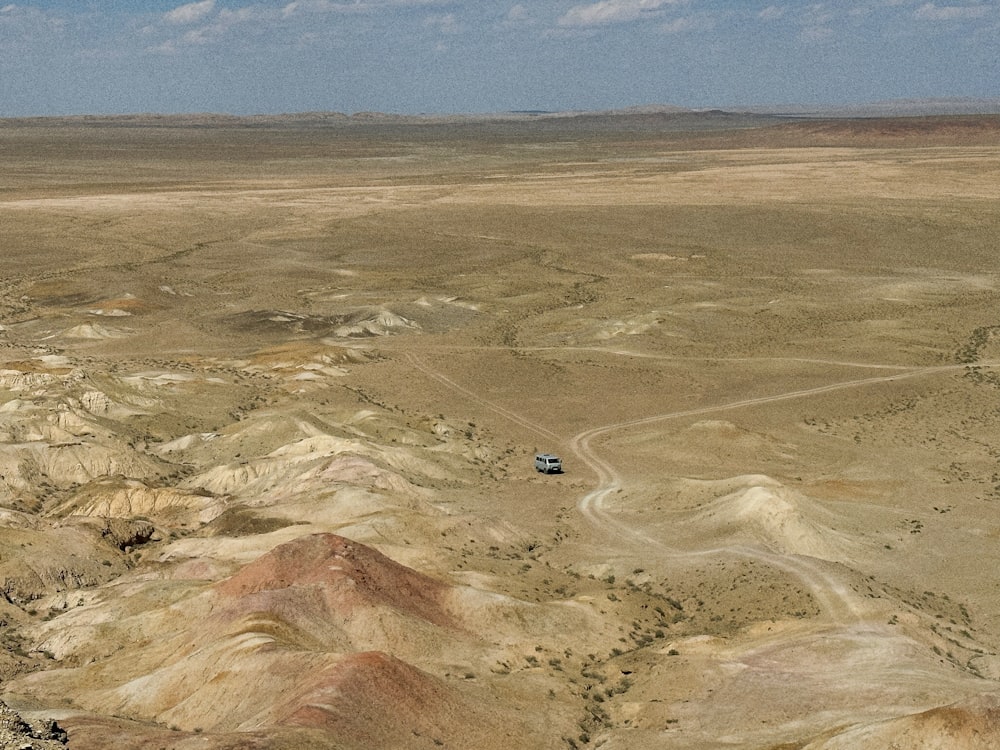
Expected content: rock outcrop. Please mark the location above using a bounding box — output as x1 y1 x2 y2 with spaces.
0 701 66 750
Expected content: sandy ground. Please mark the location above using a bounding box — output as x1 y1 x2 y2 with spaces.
1 113 1000 748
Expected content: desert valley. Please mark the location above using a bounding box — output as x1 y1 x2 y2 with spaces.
1 109 1000 748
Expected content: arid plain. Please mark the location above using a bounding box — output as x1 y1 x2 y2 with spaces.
2 112 1000 749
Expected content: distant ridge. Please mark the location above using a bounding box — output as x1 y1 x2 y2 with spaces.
738 97 1000 118
0 106 768 130
3 99 999 127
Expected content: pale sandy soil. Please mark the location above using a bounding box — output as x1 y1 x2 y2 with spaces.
1 113 1000 748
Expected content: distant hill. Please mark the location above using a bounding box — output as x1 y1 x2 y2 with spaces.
738 98 1000 118
4 99 999 132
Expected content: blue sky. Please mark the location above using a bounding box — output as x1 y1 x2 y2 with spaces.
0 0 997 116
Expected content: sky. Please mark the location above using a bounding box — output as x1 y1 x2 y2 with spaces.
0 0 997 116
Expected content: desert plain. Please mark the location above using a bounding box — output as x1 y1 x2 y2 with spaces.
1 111 1000 748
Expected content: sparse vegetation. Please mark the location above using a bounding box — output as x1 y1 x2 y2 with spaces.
1 113 999 750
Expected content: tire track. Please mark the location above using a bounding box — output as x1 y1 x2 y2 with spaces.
571 417 865 624
405 352 562 445
410 350 996 626
568 363 990 625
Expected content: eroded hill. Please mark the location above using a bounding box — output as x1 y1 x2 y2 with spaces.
1 114 1000 749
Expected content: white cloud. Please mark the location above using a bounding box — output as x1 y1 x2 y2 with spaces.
506 4 529 23
424 12 461 34
758 5 785 21
558 0 684 27
794 3 836 41
151 3 276 51
281 0 332 14
802 4 834 27
660 14 711 33
182 26 212 44
915 3 990 20
218 7 262 24
0 3 65 35
800 23 834 41
0 3 53 21
149 39 178 54
281 0 450 13
164 0 215 25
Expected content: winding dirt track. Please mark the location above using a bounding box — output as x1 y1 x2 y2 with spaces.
570 405 866 625
405 352 563 445
568 361 988 624
408 351 996 627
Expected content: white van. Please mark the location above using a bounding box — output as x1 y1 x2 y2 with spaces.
534 453 563 474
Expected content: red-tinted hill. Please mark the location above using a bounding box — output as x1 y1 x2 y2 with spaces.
215 532 456 629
